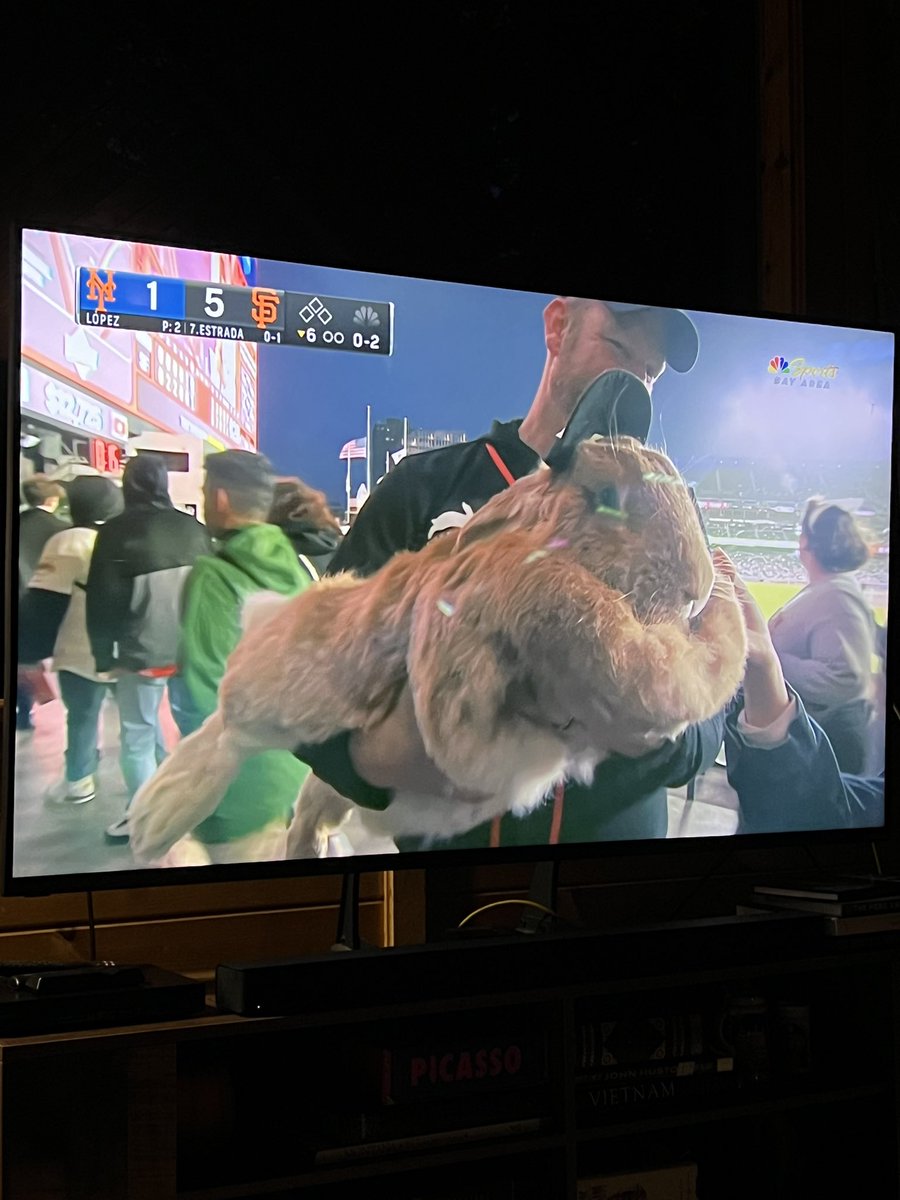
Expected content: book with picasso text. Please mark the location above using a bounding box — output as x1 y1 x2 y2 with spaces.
313 1019 552 1155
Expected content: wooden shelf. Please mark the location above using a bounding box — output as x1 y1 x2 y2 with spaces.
1 919 898 1200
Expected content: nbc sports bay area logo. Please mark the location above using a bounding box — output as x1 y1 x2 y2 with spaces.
768 355 839 388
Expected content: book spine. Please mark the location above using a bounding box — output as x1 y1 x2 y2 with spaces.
576 1071 735 1116
825 912 900 936
748 894 900 917
575 1010 718 1070
313 1117 545 1164
576 1163 698 1200
753 882 899 902
317 1087 547 1148
576 1055 734 1084
380 1033 548 1104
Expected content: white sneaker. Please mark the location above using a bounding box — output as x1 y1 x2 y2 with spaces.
105 815 130 841
45 775 95 804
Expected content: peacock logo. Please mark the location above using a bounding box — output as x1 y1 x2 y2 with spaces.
768 355 790 374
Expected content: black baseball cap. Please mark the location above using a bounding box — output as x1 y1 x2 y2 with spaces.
547 369 653 471
606 302 700 373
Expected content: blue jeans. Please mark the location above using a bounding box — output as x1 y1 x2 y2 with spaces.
57 671 111 783
167 673 200 739
116 673 169 801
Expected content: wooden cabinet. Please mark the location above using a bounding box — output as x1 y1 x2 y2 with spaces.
1 916 898 1199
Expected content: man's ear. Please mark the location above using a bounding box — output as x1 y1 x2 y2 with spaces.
214 486 230 519
543 297 569 358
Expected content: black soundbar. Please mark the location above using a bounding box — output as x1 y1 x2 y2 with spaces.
0 963 209 1035
216 911 825 1017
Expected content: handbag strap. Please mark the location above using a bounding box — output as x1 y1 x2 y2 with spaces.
484 444 565 848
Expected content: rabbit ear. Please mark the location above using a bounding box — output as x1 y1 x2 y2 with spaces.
546 369 652 474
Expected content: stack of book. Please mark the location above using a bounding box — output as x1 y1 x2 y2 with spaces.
737 875 900 936
574 1004 735 1123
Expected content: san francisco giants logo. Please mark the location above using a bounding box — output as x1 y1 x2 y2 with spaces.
85 269 116 313
251 287 280 329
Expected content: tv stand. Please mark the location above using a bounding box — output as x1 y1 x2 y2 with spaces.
5 915 900 1198
515 859 560 935
332 870 377 952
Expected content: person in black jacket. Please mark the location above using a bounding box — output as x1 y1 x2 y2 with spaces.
86 453 212 838
268 476 344 580
298 295 721 850
19 474 68 595
16 474 68 730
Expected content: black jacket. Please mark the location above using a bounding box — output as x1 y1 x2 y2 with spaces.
279 520 343 580
327 420 539 578
18 507 68 596
86 457 212 672
300 419 725 845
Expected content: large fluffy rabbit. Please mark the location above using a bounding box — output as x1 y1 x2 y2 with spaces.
128 435 747 862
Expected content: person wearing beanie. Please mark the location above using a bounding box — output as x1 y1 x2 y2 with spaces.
19 475 124 804
768 497 879 773
86 453 212 838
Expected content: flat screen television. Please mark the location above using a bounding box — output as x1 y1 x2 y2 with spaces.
2 223 896 899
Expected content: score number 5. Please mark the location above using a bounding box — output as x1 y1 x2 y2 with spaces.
203 288 225 318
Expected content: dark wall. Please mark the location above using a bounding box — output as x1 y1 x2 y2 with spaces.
802 1 900 326
2 4 761 349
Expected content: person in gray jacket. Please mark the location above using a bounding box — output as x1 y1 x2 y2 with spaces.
768 497 878 774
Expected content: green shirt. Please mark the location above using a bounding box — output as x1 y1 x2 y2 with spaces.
177 523 313 844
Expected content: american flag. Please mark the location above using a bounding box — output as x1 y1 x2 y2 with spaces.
339 436 368 461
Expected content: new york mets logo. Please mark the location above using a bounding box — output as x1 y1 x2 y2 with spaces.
85 269 116 313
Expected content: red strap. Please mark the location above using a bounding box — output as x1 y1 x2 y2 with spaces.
548 782 565 844
485 442 565 849
489 783 565 848
485 442 516 487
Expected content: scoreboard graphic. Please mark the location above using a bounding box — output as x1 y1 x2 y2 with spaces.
78 267 394 356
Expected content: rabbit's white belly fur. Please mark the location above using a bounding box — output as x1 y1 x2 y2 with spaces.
352 747 606 846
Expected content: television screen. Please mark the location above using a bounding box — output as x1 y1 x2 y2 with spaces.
2 224 895 894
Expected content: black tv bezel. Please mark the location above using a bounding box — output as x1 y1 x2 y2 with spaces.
2 217 897 899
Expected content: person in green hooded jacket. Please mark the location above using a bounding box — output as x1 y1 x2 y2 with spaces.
167 450 314 865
